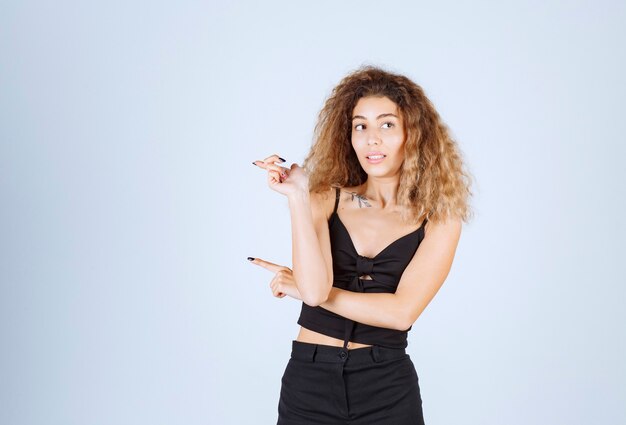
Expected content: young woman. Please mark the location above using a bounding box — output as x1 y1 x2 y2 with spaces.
250 65 473 424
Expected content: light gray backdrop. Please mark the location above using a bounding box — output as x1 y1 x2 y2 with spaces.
1 1 624 424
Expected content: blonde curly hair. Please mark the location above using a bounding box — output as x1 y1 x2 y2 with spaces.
302 65 475 225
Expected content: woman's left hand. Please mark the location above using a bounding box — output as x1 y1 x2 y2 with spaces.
248 257 302 300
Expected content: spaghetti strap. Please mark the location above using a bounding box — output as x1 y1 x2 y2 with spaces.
333 187 340 214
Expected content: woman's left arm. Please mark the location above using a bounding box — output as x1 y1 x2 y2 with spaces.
319 217 463 330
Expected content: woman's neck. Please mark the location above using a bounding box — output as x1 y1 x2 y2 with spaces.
357 177 400 209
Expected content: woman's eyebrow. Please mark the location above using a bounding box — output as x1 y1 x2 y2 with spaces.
351 113 398 121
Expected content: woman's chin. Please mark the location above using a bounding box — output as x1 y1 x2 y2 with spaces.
365 170 393 178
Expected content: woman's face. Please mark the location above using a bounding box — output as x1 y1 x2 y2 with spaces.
351 95 405 178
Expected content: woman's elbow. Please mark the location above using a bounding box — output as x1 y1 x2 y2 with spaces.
302 294 327 307
395 311 421 331
394 317 412 331
301 287 330 307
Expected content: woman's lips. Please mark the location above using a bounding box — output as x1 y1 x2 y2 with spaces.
366 154 386 164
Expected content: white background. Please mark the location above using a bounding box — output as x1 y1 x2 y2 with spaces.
1 1 625 424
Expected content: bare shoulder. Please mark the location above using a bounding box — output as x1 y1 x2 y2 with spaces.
423 215 463 241
308 186 337 222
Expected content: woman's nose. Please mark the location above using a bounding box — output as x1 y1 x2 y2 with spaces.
367 132 382 145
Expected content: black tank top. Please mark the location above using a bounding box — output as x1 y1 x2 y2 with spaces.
297 187 427 349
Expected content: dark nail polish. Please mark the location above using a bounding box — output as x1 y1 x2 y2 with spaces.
252 161 257 166
279 157 286 162
247 257 255 261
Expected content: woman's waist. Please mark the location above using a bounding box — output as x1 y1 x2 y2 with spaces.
296 314 410 349
296 326 373 349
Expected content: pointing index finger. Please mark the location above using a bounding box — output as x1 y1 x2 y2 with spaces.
249 257 289 273
263 154 286 164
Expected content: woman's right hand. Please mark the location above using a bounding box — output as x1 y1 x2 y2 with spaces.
252 154 309 197
247 257 302 300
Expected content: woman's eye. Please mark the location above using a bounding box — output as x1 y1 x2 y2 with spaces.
354 122 394 131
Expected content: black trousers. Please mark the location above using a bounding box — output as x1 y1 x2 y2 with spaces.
277 340 425 425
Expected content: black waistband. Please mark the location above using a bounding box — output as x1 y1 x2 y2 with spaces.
290 340 407 364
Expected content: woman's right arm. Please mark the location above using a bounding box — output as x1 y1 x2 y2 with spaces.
252 155 333 306
287 188 334 307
